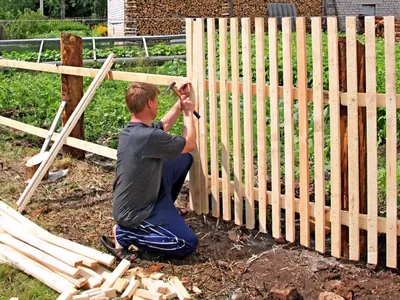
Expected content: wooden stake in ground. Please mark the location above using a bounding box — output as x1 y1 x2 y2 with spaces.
16 54 115 212
61 32 85 159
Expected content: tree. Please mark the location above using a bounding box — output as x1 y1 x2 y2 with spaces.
0 0 38 19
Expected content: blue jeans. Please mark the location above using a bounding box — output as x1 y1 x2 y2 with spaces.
116 153 198 257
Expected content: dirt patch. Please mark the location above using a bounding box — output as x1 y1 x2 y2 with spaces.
1 127 400 299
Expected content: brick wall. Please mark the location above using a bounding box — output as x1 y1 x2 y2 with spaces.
335 0 400 31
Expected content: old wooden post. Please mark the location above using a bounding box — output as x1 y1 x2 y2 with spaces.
60 33 85 159
338 36 367 259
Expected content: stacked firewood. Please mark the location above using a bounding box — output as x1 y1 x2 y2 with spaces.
124 0 323 36
0 201 193 300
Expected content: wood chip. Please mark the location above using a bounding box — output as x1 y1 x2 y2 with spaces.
121 278 140 300
169 276 191 300
192 286 201 294
149 273 164 280
112 277 129 293
135 289 163 300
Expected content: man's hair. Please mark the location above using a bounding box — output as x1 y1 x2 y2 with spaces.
125 82 160 114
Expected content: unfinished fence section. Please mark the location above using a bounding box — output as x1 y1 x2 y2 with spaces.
0 16 399 269
186 16 399 268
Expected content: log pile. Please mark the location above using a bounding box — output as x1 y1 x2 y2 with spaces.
361 16 400 42
0 201 194 300
124 0 323 36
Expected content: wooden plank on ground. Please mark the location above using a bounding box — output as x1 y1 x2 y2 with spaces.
384 16 398 269
121 277 140 300
188 19 201 214
0 243 76 294
255 17 267 233
169 276 191 300
327 16 341 259
0 214 82 267
16 54 115 212
346 17 360 261
282 17 295 242
365 16 378 266
0 201 114 267
312 17 326 253
207 18 219 218
242 17 255 229
219 18 231 221
101 259 131 289
230 17 243 226
297 17 310 248
197 18 209 215
0 232 80 278
0 117 117 160
269 18 281 238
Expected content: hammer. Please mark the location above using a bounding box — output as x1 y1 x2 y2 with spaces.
166 82 201 119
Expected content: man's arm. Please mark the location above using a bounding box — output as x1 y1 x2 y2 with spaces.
160 100 181 132
180 96 196 153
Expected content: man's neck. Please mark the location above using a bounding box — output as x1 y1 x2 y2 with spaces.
130 115 152 126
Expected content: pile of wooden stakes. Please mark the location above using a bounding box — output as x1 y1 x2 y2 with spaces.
0 201 193 300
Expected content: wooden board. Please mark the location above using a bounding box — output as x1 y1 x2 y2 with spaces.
207 18 219 218
255 17 267 233
242 18 255 230
0 214 82 267
188 19 201 214
269 18 281 238
207 175 400 235
197 18 209 215
346 17 360 261
0 232 80 278
364 16 378 266
121 278 140 300
312 17 326 253
327 17 342 259
0 116 117 160
384 16 398 268
0 201 114 267
296 17 310 248
0 243 76 294
282 17 295 243
16 54 115 212
230 17 243 226
219 18 231 221
101 259 131 289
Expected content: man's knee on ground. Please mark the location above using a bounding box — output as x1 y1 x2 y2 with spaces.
182 152 193 167
178 230 198 257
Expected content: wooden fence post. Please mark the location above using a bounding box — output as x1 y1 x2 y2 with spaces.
338 36 367 259
61 33 85 160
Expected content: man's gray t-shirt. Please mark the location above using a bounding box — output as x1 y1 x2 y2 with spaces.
112 121 186 229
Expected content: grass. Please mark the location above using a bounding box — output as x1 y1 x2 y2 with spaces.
0 264 58 300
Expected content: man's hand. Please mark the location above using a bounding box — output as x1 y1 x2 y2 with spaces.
178 82 191 97
180 95 195 116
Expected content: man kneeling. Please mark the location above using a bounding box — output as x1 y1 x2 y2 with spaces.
104 81 198 259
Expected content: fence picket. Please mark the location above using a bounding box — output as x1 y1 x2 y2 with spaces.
230 18 243 226
384 16 397 268
188 19 202 214
365 17 378 265
327 17 341 259
312 17 326 253
242 18 255 229
282 18 295 242
297 17 310 247
346 17 360 261
197 18 209 215
269 18 281 238
207 18 219 218
219 18 231 221
255 17 267 233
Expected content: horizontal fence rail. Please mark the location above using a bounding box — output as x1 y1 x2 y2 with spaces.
0 16 399 269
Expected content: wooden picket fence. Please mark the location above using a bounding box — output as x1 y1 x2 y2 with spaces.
186 16 399 268
0 16 398 269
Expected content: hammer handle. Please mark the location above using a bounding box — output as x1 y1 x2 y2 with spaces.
172 87 201 119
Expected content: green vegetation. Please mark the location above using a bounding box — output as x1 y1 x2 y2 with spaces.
0 264 58 300
0 44 186 62
1 31 400 215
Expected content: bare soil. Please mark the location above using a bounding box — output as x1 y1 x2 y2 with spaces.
1 126 400 299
